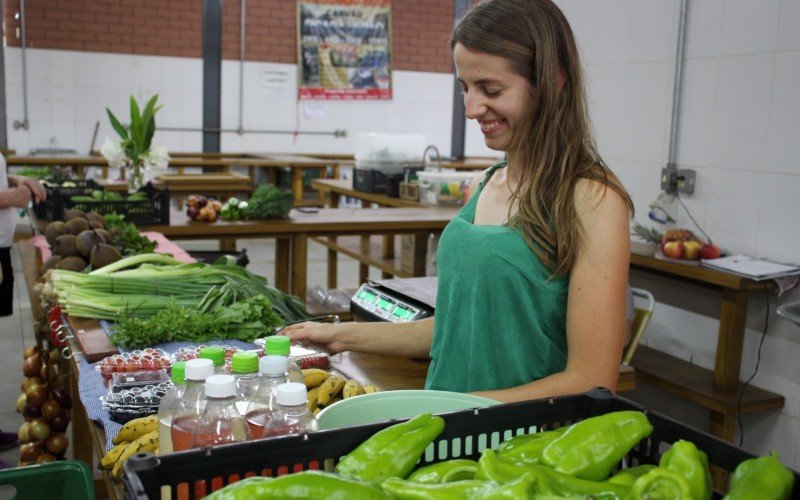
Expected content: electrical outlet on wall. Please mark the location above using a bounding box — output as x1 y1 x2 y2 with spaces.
660 168 696 194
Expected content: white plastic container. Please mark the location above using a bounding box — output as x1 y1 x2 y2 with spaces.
355 133 427 172
418 171 476 206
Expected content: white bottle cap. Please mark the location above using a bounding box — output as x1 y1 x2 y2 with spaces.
205 374 237 398
276 382 307 406
185 358 214 381
259 355 288 376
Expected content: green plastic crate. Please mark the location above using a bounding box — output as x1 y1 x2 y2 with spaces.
0 460 94 500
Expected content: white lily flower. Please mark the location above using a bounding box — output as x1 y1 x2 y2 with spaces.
100 138 128 169
144 146 171 172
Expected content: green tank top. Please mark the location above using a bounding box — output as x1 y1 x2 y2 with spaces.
424 162 569 392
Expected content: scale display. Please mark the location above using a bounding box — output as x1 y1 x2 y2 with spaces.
350 284 431 323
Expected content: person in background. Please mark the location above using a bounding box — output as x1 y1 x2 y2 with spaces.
286 0 633 402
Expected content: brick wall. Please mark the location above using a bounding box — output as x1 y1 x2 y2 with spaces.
2 0 454 72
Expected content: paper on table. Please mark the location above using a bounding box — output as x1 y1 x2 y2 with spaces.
701 254 800 281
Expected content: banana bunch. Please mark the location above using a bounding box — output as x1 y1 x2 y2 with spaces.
302 369 380 415
101 415 160 478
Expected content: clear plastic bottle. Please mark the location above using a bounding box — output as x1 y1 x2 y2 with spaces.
188 374 251 449
265 336 304 383
157 361 186 454
198 345 226 374
170 358 214 452
244 356 288 439
230 351 260 416
263 382 318 437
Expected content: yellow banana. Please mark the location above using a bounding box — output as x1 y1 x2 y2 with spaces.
363 384 380 394
112 430 159 478
100 441 129 469
306 387 319 411
342 379 365 399
313 408 321 416
302 368 329 389
316 374 345 408
113 414 158 444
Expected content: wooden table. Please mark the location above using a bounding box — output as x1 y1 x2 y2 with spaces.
152 172 254 209
144 207 456 301
628 251 784 442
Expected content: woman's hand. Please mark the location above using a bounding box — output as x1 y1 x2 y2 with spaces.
5 186 32 209
9 176 46 204
282 321 347 355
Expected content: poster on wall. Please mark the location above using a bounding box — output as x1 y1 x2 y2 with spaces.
297 1 392 100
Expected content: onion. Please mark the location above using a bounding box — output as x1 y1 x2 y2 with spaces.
35 452 57 464
45 433 69 455
23 346 37 359
29 420 52 441
23 403 42 420
41 399 61 420
50 414 69 434
16 393 27 413
19 442 42 462
25 384 48 406
51 387 72 410
22 354 42 377
18 422 31 443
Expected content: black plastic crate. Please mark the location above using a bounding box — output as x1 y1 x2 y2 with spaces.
353 167 423 198
53 183 170 226
123 388 800 499
187 248 250 268
34 179 104 222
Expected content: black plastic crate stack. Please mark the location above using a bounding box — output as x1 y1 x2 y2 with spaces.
38 182 170 226
353 166 424 198
123 388 800 499
34 179 104 222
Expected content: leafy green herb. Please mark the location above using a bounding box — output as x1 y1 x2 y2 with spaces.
103 213 157 256
244 183 294 219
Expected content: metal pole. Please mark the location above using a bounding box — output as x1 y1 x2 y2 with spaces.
202 0 223 152
13 0 30 130
238 0 246 135
667 0 688 169
449 0 470 160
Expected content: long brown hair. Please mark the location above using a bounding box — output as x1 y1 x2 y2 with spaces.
452 0 633 278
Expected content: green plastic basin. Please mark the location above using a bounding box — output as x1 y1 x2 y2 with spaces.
316 389 500 430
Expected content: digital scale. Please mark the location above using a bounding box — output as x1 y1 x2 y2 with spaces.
350 277 437 323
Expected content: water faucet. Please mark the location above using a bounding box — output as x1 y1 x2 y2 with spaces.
422 145 441 169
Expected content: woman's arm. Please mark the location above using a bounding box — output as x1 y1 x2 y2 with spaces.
474 180 630 403
0 185 32 209
282 316 435 359
7 175 46 203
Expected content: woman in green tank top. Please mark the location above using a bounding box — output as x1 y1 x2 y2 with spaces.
285 0 634 403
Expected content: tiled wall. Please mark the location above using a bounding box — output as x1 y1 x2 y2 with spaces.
4 0 800 467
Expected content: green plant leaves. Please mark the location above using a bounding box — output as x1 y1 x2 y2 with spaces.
106 94 161 163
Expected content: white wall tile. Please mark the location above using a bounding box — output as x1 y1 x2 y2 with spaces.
4 48 22 85
720 0 781 55
710 54 774 171
739 412 798 464
622 61 672 163
700 168 760 256
685 0 725 59
766 52 800 174
587 63 629 161
591 0 633 64
754 173 800 263
675 58 718 167
611 159 662 222
555 0 596 64
778 0 800 51
27 84 53 121
629 0 677 63
26 49 52 86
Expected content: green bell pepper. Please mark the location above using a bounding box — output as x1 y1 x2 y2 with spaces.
380 478 491 499
607 464 658 487
496 427 568 465
659 440 711 500
628 468 693 499
540 410 653 481
407 459 479 484
472 474 536 499
723 452 795 500
335 413 445 486
475 449 630 498
204 471 391 499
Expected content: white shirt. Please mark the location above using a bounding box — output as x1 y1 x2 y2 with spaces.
0 154 16 247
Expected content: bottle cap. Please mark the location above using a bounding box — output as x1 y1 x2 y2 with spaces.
198 346 225 366
171 361 186 385
265 336 291 356
205 374 237 398
259 355 288 376
276 382 307 406
231 351 259 374
184 358 214 381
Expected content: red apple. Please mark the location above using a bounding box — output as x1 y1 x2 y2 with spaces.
683 240 702 260
700 243 721 260
662 240 685 259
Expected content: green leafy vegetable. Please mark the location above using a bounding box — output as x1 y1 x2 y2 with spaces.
244 183 294 219
103 213 157 256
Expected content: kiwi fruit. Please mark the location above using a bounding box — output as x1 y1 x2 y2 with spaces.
75 230 106 258
63 209 87 221
44 221 65 247
58 256 89 272
39 256 62 276
86 213 105 228
90 243 121 270
95 228 112 243
53 234 80 258
63 217 90 236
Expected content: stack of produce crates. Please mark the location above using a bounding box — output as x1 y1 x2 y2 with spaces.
123 389 800 499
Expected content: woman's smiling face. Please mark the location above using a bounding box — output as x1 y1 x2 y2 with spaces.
454 43 536 153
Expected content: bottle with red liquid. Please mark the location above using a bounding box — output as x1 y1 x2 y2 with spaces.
188 374 251 449
263 382 318 437
231 351 260 416
170 358 214 452
244 355 288 439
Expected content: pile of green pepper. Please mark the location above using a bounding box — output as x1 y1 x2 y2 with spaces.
206 411 795 500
